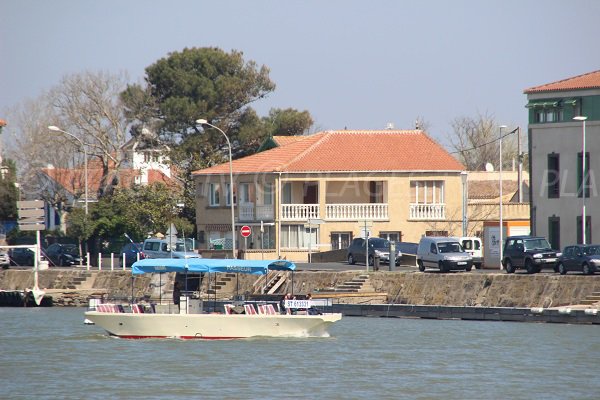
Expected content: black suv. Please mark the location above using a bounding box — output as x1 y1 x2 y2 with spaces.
502 236 560 274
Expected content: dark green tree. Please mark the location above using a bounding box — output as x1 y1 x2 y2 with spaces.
0 159 18 222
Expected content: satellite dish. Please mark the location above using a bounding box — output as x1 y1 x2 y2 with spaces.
485 163 494 172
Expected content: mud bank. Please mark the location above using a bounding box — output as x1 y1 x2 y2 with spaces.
1 269 599 308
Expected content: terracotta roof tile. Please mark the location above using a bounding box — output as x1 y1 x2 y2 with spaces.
193 130 464 175
40 167 179 197
524 70 600 93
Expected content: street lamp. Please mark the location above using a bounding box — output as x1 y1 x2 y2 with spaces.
499 125 507 269
196 119 236 259
461 171 468 236
48 126 88 216
574 116 588 244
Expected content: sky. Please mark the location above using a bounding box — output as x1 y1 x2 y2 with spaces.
2 0 600 146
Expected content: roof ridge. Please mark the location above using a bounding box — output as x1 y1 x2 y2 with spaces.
278 132 329 171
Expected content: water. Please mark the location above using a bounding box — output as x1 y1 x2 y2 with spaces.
1 308 599 400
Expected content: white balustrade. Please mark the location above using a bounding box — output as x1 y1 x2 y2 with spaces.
281 204 320 220
409 203 446 220
325 203 388 220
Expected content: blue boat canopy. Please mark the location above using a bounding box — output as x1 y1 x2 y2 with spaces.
131 258 296 275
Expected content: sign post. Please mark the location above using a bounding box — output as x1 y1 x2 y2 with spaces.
240 225 252 251
17 200 46 304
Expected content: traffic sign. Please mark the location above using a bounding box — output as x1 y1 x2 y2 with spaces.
18 200 45 231
240 225 252 238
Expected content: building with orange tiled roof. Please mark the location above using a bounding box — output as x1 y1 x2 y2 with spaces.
38 143 179 231
524 70 600 249
192 129 469 262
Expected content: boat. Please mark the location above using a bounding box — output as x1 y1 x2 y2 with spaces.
84 258 342 339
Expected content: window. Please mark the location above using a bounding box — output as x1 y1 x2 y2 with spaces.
209 183 220 206
225 183 236 206
534 107 563 123
577 216 592 244
425 230 448 237
379 232 401 242
577 152 590 198
263 182 273 205
331 232 352 250
411 181 445 204
548 216 560 251
547 153 559 198
280 224 319 249
238 183 251 204
282 182 292 204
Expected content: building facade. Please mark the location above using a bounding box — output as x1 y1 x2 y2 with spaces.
524 70 600 249
193 130 467 261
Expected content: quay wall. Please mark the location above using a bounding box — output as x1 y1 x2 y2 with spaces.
1 269 600 308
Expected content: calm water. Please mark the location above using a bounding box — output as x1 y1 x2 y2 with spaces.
1 307 599 400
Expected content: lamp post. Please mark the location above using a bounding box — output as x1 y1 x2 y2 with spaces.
196 119 236 259
574 116 588 244
48 126 88 216
499 125 507 269
461 171 468 236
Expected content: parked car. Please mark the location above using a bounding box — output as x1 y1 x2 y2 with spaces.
457 236 483 269
557 244 600 275
416 236 473 272
45 243 85 267
347 237 399 266
502 236 560 274
0 250 9 269
142 238 200 259
8 248 39 266
119 242 146 268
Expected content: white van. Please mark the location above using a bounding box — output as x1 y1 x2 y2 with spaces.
142 238 200 259
456 237 483 269
416 236 473 272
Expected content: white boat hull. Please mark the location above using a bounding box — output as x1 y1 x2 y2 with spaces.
85 311 342 339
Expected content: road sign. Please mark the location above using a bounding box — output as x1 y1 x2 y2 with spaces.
240 225 252 238
18 200 45 231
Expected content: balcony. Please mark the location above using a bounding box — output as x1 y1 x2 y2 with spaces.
281 204 320 221
326 203 388 220
238 203 274 222
409 203 446 220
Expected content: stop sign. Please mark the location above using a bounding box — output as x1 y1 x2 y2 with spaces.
240 225 252 238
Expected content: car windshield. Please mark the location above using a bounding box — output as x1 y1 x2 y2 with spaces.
523 238 551 251
438 242 463 253
584 246 600 256
369 239 390 249
64 245 79 256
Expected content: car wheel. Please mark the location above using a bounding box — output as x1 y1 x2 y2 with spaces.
58 256 65 267
438 261 447 273
525 259 536 274
417 260 425 272
505 259 515 274
465 265 472 272
583 263 591 275
474 263 482 270
348 254 356 265
553 264 559 273
558 263 567 275
368 255 374 266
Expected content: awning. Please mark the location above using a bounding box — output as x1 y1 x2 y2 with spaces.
131 257 296 275
525 100 560 108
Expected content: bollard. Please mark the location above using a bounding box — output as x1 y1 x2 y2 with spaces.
374 254 380 271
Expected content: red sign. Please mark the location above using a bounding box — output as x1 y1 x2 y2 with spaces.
240 225 252 238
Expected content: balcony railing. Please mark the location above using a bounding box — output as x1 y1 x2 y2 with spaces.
256 204 274 220
326 203 388 220
238 203 275 221
409 203 446 220
281 204 320 221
